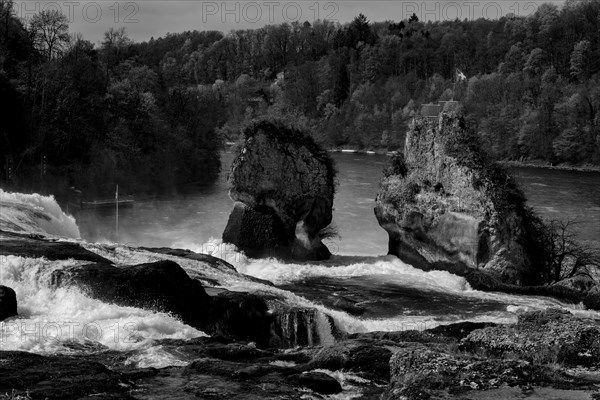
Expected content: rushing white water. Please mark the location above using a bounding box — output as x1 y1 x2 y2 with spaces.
1 188 599 370
0 255 205 360
234 254 471 291
0 189 80 238
0 190 206 367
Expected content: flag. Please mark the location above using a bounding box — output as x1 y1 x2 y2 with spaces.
456 68 467 81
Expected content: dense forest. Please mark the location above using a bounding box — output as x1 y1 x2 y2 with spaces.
1 0 599 197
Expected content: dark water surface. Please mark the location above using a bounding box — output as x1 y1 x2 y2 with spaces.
77 153 600 253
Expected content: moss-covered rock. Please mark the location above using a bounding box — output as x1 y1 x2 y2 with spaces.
375 113 543 285
460 308 600 367
383 344 554 400
223 118 336 260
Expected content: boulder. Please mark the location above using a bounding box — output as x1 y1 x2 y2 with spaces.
460 308 600 367
49 260 310 347
0 230 111 263
289 372 342 395
50 260 212 328
223 119 336 260
0 286 17 321
375 113 543 285
383 345 544 400
309 341 392 381
583 285 600 310
0 351 134 399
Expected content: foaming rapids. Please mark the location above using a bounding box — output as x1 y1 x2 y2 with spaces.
2 190 600 370
236 254 471 291
0 256 205 365
172 239 600 333
0 189 80 238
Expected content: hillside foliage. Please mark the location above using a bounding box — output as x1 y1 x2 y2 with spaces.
1 0 599 197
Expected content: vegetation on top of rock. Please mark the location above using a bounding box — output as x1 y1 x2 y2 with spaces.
442 114 528 214
240 117 337 190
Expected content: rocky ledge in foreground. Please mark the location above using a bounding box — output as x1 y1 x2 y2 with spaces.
222 118 337 261
375 113 547 286
2 309 599 399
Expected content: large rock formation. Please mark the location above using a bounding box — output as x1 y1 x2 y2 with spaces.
375 113 542 285
223 119 336 260
0 286 17 321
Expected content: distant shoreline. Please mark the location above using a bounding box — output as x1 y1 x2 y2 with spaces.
499 160 600 173
328 148 600 172
328 148 397 156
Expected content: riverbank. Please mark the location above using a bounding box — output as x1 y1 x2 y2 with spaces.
329 149 600 172
329 148 398 156
500 160 600 173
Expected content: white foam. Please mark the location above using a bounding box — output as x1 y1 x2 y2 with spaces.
310 369 376 400
0 189 80 238
234 254 471 292
155 239 600 331
124 345 190 369
0 256 206 355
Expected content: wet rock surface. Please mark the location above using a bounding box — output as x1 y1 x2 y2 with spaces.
2 231 599 399
583 285 600 311
0 285 17 321
0 230 111 263
4 311 600 399
0 351 135 399
47 259 278 345
223 119 336 261
1 310 600 399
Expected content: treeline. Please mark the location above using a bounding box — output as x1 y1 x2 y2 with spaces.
0 1 226 197
124 1 600 165
1 0 599 199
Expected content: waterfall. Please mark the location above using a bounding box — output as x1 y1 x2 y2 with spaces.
270 307 337 348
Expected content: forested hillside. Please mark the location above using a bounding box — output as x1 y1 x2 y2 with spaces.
1 0 599 197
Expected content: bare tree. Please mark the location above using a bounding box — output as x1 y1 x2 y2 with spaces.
538 219 600 284
101 27 132 80
29 9 69 61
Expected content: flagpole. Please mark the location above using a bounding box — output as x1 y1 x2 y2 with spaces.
453 75 456 101
115 184 119 242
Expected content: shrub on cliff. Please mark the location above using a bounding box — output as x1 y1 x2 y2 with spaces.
532 218 600 285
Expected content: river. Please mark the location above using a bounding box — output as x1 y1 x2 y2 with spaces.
77 153 600 252
1 153 599 368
